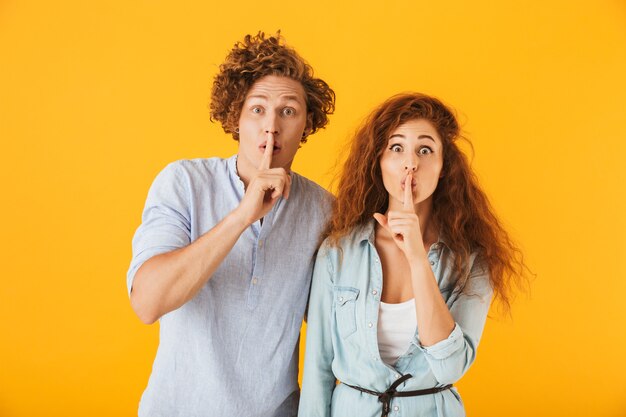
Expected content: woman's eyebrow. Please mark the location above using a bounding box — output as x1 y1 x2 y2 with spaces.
388 134 435 142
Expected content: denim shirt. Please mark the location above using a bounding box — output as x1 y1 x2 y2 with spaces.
299 221 493 417
127 156 332 417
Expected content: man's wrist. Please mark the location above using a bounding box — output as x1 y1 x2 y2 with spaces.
227 208 253 231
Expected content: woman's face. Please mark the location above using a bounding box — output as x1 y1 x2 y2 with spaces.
379 118 444 211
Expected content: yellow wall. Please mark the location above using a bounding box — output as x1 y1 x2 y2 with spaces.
1 1 625 416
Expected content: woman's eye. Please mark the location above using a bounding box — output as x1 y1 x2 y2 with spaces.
418 147 433 155
389 144 402 152
252 107 262 114
282 107 295 116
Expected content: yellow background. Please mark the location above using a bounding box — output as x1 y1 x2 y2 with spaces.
1 1 625 416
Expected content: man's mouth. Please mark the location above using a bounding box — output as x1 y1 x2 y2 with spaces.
260 142 281 154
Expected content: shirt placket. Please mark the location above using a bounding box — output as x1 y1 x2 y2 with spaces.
364 240 406 380
246 204 278 310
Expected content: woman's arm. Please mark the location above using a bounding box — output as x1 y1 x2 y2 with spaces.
416 258 493 384
374 174 455 345
375 174 491 384
298 244 337 417
407 254 456 346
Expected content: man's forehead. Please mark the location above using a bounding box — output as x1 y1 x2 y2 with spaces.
246 75 305 102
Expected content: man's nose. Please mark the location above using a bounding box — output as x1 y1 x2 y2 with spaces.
264 112 278 135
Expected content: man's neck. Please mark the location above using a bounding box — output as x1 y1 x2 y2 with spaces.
235 153 292 189
235 156 254 189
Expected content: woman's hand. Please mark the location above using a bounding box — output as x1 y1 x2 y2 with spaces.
374 173 426 260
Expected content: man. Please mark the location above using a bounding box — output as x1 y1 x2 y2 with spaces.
127 32 335 417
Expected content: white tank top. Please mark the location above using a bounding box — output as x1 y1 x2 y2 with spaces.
377 298 417 365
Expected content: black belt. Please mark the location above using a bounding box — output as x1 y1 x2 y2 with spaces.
343 374 452 417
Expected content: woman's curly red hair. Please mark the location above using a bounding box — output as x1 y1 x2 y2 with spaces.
326 93 528 313
210 32 335 143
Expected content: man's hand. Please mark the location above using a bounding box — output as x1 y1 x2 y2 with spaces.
234 133 292 226
373 173 425 259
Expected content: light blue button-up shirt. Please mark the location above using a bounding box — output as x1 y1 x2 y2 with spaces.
299 221 493 417
127 155 332 417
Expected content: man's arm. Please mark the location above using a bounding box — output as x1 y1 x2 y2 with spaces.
130 210 248 324
131 134 290 324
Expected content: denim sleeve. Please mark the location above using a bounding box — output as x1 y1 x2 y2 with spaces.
126 162 191 296
416 255 493 384
298 244 336 417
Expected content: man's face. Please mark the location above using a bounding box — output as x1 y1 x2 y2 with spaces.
237 75 308 174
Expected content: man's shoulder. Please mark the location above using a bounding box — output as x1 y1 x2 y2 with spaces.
166 157 230 177
291 173 334 204
152 157 232 187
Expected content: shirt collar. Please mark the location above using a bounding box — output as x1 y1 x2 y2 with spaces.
226 154 246 199
227 154 239 177
356 220 376 244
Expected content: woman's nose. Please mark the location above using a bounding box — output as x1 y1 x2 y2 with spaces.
404 156 417 172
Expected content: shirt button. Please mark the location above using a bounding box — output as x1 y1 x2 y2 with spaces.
338 296 344 302
375 258 379 263
430 260 435 266
368 322 373 328
252 277 258 285
372 289 378 295
393 405 399 411
395 374 400 379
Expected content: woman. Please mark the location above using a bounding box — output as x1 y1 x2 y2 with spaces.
298 93 526 417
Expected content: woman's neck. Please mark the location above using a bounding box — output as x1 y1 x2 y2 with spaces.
385 195 438 248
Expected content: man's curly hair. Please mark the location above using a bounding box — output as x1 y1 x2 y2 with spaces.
210 32 335 143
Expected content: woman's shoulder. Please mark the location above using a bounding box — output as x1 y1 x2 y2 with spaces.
321 223 372 253
315 223 374 280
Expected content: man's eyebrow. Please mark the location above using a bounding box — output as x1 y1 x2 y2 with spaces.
388 134 435 142
280 94 303 102
246 94 269 100
246 94 304 103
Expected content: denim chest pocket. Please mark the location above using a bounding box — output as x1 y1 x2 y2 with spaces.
334 286 360 338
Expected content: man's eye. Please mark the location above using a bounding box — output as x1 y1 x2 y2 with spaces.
418 147 433 155
389 144 402 152
282 107 295 116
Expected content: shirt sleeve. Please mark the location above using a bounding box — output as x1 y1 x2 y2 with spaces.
126 162 191 296
415 255 493 384
298 243 337 417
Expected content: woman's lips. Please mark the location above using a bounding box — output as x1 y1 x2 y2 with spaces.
400 177 417 189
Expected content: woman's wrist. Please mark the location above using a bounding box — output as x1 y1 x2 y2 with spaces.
407 251 431 273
